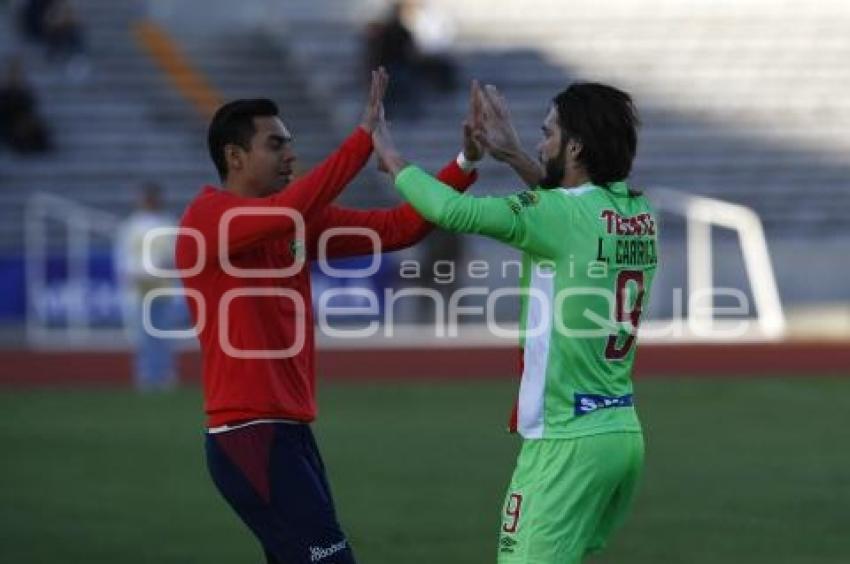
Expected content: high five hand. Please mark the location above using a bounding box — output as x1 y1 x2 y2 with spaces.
360 67 389 133
462 80 485 162
476 84 524 162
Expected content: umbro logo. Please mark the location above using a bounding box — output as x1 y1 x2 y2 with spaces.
499 535 518 553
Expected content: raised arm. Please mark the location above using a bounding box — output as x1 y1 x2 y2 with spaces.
308 82 485 259
372 96 557 258
307 158 477 259
393 166 558 258
190 69 389 259
476 83 544 188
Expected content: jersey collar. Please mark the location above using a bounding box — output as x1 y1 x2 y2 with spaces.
606 180 630 196
553 180 630 195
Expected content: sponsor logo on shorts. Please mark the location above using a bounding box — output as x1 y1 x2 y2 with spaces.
574 393 633 416
309 539 348 562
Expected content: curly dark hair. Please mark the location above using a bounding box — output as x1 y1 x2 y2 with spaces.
552 82 640 188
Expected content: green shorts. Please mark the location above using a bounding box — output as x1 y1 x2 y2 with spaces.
497 432 644 564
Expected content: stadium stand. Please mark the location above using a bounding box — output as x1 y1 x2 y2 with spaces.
0 0 385 252
276 0 850 236
0 0 847 374
2 0 849 323
5 0 850 246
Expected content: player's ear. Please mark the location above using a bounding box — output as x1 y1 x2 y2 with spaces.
566 138 583 159
225 144 244 173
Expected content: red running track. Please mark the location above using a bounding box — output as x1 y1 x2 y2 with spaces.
0 342 847 386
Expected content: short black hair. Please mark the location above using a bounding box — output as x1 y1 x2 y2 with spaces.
552 83 639 187
207 99 279 180
139 181 163 210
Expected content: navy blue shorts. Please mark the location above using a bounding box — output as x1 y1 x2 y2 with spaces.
205 422 356 564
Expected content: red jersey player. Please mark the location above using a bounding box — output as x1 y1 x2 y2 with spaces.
175 69 482 563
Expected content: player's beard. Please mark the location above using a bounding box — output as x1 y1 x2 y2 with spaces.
539 140 568 189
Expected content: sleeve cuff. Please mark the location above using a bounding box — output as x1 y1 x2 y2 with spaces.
456 151 479 173
351 126 374 149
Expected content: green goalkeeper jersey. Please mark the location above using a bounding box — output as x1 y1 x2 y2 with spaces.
396 166 659 439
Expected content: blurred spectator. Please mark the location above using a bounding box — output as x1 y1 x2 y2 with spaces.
43 0 90 80
364 2 421 119
16 0 90 81
18 0 54 42
364 1 460 118
114 183 180 393
43 0 84 60
403 0 458 92
0 56 52 154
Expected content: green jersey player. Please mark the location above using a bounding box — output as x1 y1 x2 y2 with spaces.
373 81 658 563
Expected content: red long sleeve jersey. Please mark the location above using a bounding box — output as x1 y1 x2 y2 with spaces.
175 128 476 427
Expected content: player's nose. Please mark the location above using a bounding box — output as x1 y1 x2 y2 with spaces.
536 139 545 153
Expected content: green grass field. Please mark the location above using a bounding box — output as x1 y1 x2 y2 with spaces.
1 377 848 564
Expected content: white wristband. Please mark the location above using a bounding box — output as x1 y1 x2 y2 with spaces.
456 151 479 173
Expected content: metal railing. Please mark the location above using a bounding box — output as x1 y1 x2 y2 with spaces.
25 193 121 348
648 187 785 342
23 187 786 349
